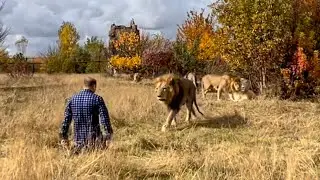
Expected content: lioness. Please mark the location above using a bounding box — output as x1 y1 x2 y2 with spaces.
231 77 256 102
154 73 204 132
201 74 241 101
230 90 256 102
133 73 142 82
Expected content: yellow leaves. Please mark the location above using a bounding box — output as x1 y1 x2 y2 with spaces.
177 9 217 61
113 32 140 56
197 31 216 61
58 21 80 57
110 31 141 70
110 55 141 70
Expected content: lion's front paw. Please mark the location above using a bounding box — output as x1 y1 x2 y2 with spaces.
161 125 167 132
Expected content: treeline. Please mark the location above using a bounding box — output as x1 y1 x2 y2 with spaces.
208 0 320 99
1 0 320 100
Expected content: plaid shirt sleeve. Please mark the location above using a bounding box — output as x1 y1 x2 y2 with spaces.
98 96 113 137
60 98 73 140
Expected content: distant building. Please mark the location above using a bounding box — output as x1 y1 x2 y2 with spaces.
108 19 140 56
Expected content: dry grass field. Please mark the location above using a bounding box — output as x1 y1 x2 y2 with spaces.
1 73 320 180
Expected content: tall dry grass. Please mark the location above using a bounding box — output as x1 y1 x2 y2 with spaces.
0 73 320 180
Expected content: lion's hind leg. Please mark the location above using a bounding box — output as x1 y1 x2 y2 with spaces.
184 102 194 124
171 117 177 127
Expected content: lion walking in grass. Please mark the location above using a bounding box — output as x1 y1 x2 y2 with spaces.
154 73 204 132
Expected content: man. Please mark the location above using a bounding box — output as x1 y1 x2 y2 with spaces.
59 77 113 153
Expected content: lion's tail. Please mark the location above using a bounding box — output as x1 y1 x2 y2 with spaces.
193 97 204 117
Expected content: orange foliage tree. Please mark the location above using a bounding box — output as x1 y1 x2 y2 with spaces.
110 31 141 71
177 9 216 61
294 47 309 76
110 55 141 71
113 31 140 57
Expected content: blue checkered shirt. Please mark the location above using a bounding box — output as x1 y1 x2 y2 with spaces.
60 89 113 147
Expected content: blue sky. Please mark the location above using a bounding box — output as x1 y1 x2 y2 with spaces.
0 0 213 57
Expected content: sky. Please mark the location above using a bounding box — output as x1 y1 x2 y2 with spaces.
0 0 213 57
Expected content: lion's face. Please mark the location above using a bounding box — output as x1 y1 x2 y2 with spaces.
155 81 174 103
240 78 250 92
154 74 178 104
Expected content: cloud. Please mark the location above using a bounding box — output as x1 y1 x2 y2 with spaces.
0 0 213 56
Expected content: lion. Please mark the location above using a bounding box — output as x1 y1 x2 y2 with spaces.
112 69 132 80
201 74 241 101
133 73 142 82
234 77 257 101
154 73 204 132
228 77 257 102
230 89 257 102
184 72 197 88
240 77 252 92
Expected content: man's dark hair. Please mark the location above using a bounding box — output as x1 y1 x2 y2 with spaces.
84 77 97 88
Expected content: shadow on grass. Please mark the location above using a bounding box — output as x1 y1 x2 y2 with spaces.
176 113 248 130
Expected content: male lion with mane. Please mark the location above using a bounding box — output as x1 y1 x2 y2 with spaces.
230 77 257 101
201 74 241 101
154 73 204 132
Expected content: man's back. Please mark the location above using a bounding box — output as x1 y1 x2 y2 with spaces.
61 89 113 148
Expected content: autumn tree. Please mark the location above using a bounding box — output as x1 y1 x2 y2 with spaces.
110 55 141 72
141 34 178 76
113 31 140 57
58 21 80 58
45 21 80 73
56 21 80 72
110 31 141 71
177 9 216 62
290 0 320 56
209 0 320 98
210 0 293 93
277 0 320 98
